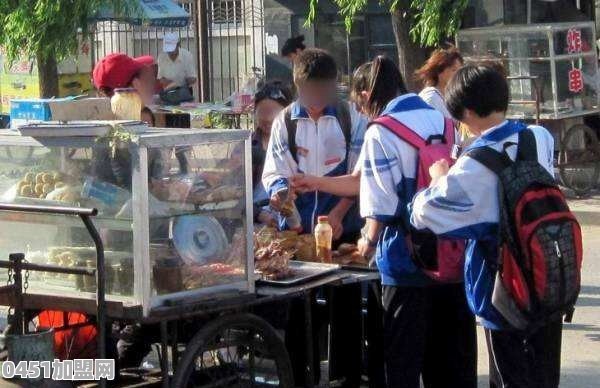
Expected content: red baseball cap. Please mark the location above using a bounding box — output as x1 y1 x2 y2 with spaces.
92 53 154 90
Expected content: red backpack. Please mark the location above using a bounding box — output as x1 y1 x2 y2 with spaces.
469 128 583 330
372 115 466 283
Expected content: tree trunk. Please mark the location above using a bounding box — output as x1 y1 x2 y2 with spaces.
37 53 59 98
391 4 430 92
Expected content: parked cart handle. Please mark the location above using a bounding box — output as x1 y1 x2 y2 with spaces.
0 203 97 217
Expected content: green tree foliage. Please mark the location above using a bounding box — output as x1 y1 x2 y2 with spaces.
0 1 137 97
0 0 135 64
308 0 469 47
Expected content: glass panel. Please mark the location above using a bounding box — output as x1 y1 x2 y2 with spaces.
148 139 247 296
0 140 134 300
554 56 599 113
553 26 595 56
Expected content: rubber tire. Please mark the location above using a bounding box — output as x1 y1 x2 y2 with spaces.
172 313 294 388
558 124 600 196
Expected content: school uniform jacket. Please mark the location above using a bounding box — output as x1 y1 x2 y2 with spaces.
262 101 367 233
410 120 555 329
360 93 447 287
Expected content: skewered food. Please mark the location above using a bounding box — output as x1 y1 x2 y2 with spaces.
253 227 294 280
182 263 245 289
332 244 369 266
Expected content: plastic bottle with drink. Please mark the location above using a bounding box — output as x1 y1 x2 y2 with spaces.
314 216 333 263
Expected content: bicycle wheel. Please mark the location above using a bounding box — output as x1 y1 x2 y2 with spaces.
172 313 294 388
558 124 600 196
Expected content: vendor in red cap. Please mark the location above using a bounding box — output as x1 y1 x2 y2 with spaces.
93 53 157 107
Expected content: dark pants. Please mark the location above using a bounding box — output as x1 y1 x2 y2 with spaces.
486 319 563 388
329 283 363 387
366 282 386 388
382 283 477 388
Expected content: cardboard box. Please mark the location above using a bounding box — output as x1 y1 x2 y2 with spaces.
10 97 115 128
48 98 114 122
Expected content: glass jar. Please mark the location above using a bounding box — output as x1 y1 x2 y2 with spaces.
111 88 142 121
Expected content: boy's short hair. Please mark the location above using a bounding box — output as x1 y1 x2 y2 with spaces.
446 65 509 120
293 49 338 84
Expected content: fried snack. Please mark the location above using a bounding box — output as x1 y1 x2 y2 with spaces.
338 243 357 255
42 173 53 184
34 183 44 196
295 234 316 261
17 180 28 192
20 185 33 197
35 173 44 185
42 183 52 195
333 251 369 266
24 172 35 183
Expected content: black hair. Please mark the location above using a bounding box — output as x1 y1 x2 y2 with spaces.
254 81 293 108
141 106 156 126
293 48 338 83
445 65 509 120
281 35 306 57
365 56 407 118
350 62 372 102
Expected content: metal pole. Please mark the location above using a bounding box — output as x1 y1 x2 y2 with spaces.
9 253 24 336
198 0 211 102
80 215 106 388
160 320 170 388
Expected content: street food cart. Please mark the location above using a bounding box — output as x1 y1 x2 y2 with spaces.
457 21 600 195
0 122 379 388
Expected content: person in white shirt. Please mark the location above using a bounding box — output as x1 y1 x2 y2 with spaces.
415 46 463 119
157 32 197 91
410 65 559 388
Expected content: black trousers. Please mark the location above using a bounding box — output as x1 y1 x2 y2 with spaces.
486 319 563 388
382 283 477 388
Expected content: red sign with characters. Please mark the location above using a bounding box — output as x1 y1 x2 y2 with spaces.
568 68 584 93
567 28 583 54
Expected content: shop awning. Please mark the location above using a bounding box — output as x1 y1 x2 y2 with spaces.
93 0 190 28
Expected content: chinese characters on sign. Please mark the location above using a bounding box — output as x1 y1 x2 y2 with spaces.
568 68 584 93
567 28 583 54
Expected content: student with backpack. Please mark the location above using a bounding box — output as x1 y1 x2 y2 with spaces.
357 56 477 388
262 48 365 241
411 65 583 388
262 48 367 387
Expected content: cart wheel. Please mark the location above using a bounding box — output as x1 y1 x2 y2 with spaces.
558 124 600 196
172 313 294 388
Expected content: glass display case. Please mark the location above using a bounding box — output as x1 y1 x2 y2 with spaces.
0 124 253 317
457 22 600 120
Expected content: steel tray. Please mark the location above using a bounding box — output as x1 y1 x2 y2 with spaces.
257 261 340 287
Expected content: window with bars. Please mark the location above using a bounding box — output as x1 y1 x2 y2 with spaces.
211 0 243 26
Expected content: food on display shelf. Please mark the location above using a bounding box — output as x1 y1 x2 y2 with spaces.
193 185 244 204
253 227 294 280
13 170 79 202
332 244 369 266
295 234 316 262
182 262 245 289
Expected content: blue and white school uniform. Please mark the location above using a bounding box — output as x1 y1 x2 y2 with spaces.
360 93 447 286
262 101 367 233
410 120 555 329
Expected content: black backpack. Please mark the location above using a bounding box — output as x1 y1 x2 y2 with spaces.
283 100 352 163
468 128 583 331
